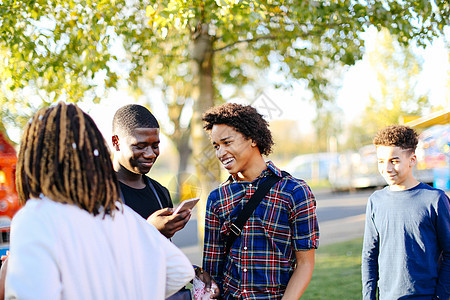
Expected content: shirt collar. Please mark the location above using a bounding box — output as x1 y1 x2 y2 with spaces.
227 161 282 183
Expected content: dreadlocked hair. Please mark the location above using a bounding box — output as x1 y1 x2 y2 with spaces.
16 102 121 217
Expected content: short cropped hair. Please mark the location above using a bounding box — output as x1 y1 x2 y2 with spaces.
373 125 418 152
202 103 274 156
112 104 159 136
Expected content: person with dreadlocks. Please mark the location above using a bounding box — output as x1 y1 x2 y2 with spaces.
3 102 194 299
201 103 319 299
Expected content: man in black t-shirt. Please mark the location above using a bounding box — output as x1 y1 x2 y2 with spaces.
112 104 190 238
111 104 220 298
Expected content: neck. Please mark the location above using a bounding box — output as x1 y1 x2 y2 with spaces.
389 177 420 191
113 161 146 189
238 156 267 182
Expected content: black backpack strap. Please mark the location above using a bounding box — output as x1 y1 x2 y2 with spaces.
224 171 289 254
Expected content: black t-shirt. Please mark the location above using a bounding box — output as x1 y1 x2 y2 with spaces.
119 177 172 219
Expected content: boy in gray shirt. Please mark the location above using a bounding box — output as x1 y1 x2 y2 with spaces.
362 125 450 300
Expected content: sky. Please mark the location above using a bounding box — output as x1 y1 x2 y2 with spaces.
335 28 450 121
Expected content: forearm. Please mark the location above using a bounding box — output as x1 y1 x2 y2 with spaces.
435 195 450 299
282 250 315 300
163 236 195 297
202 204 224 285
435 252 450 299
362 202 379 300
361 260 378 300
361 246 379 299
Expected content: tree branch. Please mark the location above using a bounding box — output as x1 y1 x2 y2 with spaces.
214 35 278 52
213 17 357 53
213 30 326 52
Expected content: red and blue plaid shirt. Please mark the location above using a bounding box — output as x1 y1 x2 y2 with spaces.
202 161 319 299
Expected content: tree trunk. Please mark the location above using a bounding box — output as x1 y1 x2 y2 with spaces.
191 24 221 242
175 128 193 203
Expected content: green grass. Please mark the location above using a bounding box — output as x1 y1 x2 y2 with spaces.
301 238 363 299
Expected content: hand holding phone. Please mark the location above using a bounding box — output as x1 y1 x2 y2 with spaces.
173 197 200 215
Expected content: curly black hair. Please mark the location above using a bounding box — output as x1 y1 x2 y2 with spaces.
202 103 274 156
373 125 418 152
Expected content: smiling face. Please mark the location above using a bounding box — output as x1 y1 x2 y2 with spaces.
112 127 160 176
210 124 264 180
376 145 418 190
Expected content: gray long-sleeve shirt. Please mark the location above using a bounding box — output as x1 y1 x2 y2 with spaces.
362 183 450 300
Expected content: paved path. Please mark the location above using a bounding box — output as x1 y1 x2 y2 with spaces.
314 189 369 246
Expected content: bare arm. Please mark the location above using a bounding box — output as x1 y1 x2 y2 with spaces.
282 249 315 300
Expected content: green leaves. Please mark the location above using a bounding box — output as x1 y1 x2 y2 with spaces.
344 28 433 147
0 0 447 133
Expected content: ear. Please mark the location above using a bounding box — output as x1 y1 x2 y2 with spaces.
409 152 417 167
112 135 120 151
251 140 257 147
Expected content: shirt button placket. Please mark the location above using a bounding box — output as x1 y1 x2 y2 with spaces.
242 233 249 295
241 182 252 297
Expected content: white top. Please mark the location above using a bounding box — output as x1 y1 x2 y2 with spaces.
5 197 194 300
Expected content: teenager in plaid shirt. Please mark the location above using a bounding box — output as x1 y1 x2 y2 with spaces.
201 103 319 299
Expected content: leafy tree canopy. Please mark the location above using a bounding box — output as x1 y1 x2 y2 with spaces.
342 28 433 149
1 0 448 129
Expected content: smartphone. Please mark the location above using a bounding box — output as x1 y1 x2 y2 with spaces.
173 197 200 214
